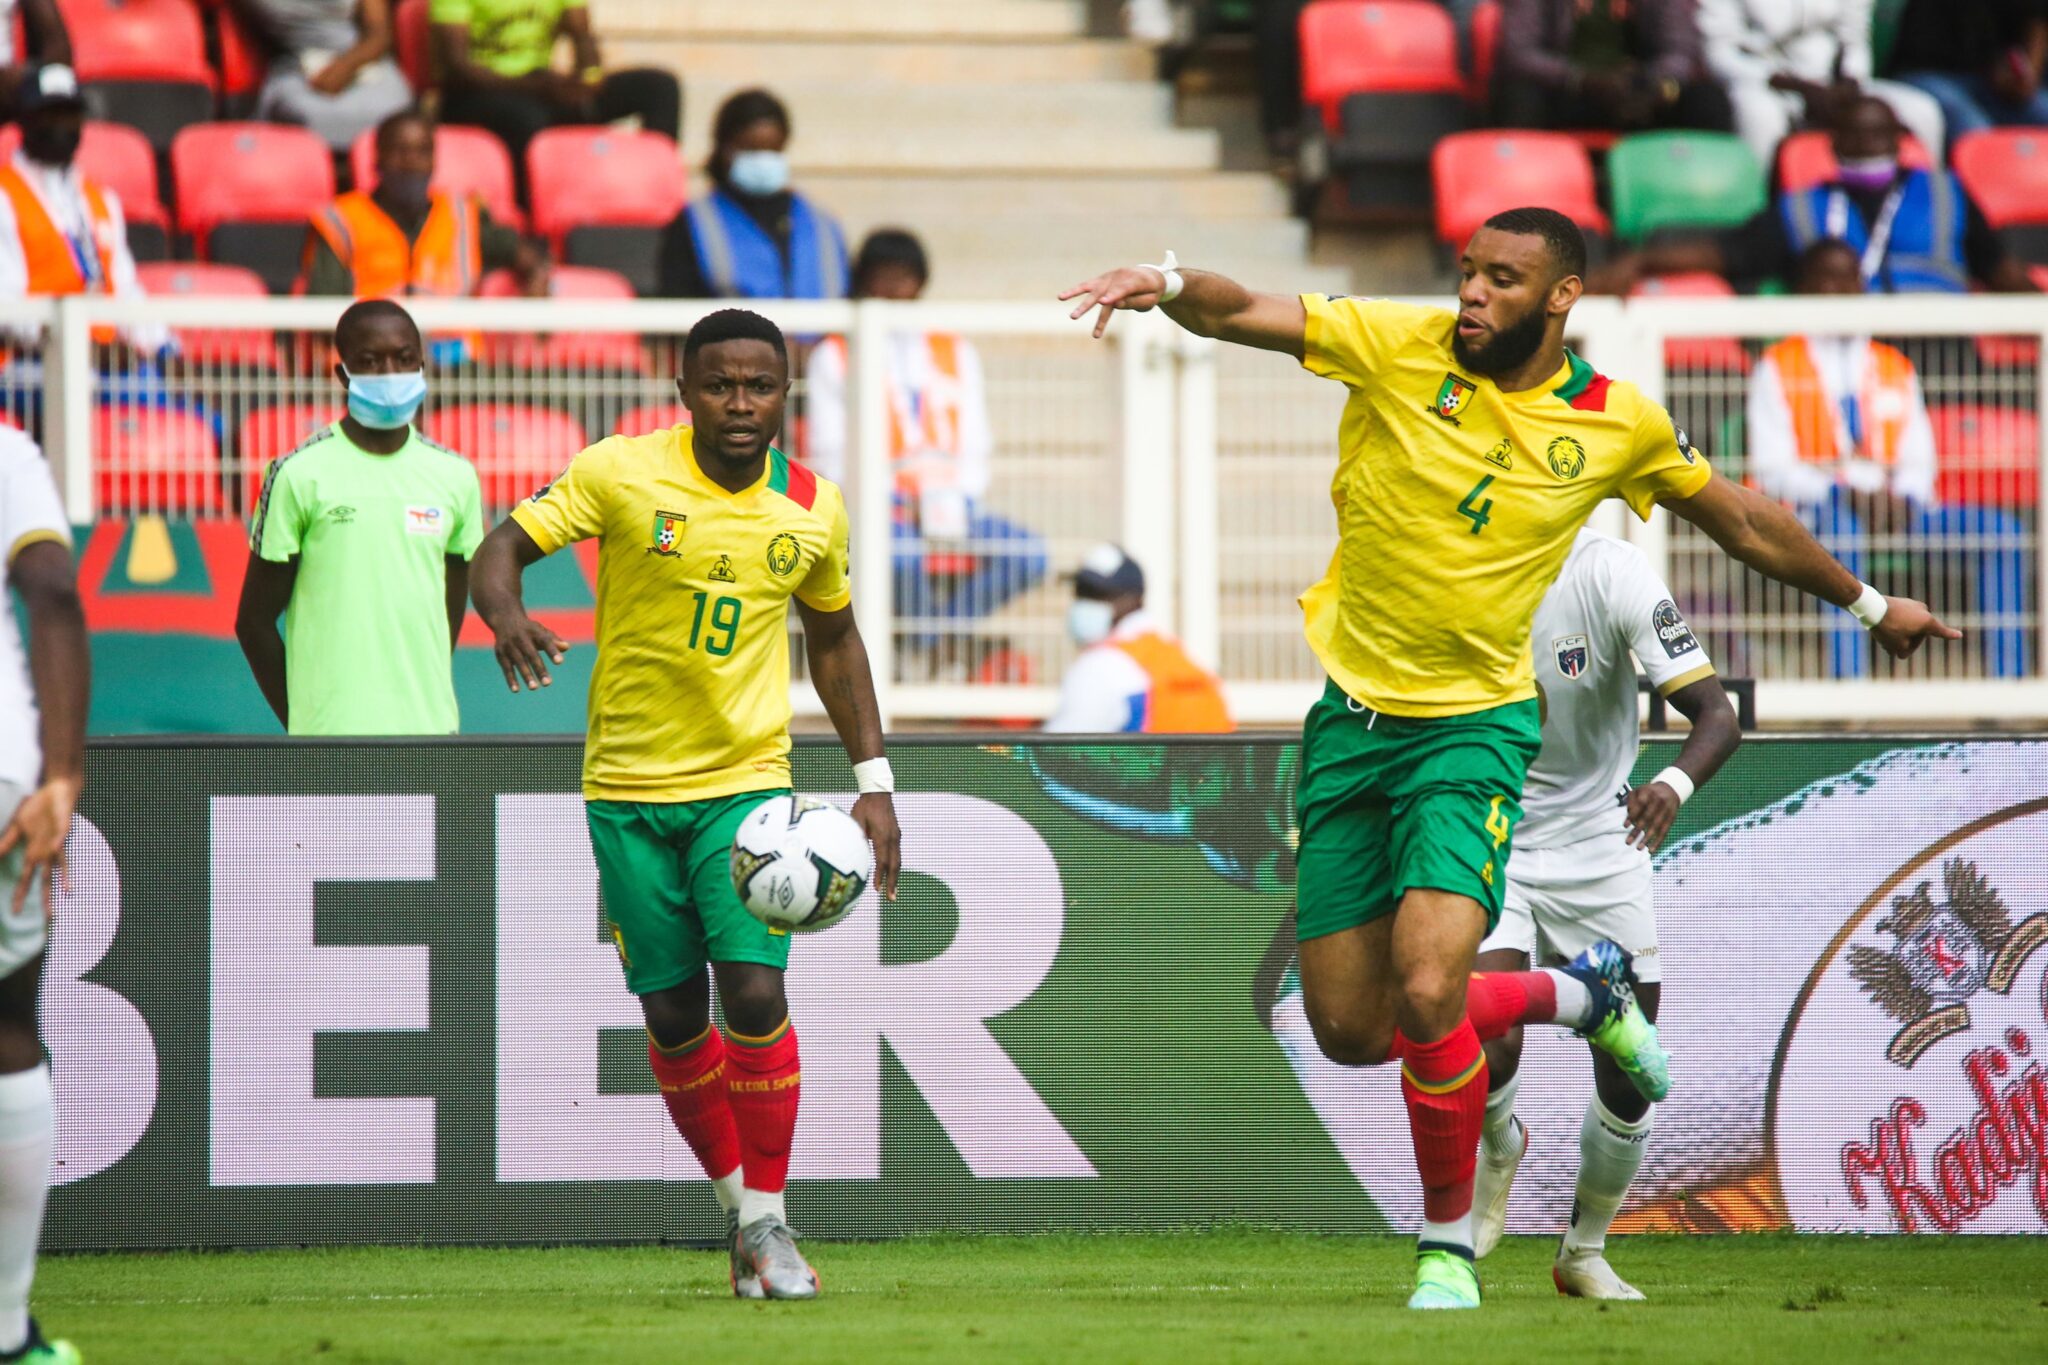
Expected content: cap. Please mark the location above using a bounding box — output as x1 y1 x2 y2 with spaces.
16 65 85 117
1073 542 1144 598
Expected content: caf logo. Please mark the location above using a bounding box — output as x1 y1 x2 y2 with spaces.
1545 435 1587 480
766 532 802 577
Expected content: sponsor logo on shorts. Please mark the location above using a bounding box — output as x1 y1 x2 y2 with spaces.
1652 600 1698 657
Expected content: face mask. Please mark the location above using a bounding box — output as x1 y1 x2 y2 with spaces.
20 123 80 169
1068 599 1115 647
1836 156 1899 193
379 170 432 216
727 149 790 197
344 368 427 430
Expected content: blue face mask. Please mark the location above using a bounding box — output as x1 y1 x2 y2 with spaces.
344 368 427 429
727 149 790 197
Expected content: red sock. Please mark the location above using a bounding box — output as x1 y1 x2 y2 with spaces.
1397 1020 1488 1234
1463 970 1559 1041
647 1027 742 1182
724 1019 801 1194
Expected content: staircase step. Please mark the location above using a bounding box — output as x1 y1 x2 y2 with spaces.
922 258 1349 301
680 81 1178 158
600 0 1088 41
841 215 1311 264
805 173 1292 221
785 125 1220 175
613 38 1154 86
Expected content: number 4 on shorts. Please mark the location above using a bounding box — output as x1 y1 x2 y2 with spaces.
1457 475 1495 535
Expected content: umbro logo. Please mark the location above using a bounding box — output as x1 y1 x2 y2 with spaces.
327 505 356 523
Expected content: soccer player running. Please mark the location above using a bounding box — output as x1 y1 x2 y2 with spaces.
0 424 87 1363
1469 527 1740 1300
471 308 900 1300
1061 208 1958 1310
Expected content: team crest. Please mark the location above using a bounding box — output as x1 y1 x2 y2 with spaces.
1545 435 1587 480
1431 373 1477 425
766 532 802 577
1553 634 1589 678
1483 439 1514 470
709 553 738 584
649 510 686 557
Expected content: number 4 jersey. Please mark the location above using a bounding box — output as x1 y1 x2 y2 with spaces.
512 427 851 802
1296 294 1709 718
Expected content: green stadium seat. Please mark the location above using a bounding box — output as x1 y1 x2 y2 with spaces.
1608 132 1766 243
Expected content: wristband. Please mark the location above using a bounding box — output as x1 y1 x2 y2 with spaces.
1650 766 1695 804
1847 582 1889 629
1146 249 1184 303
581 65 604 85
853 757 895 795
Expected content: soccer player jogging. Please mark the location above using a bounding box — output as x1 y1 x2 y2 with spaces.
1061 208 1959 1310
471 308 900 1300
1468 528 1741 1300
0 425 87 1363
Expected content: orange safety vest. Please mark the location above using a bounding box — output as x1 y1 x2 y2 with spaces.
1766 335 1917 468
307 189 482 299
0 164 121 343
1110 632 1235 734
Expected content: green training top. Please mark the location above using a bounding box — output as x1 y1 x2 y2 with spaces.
251 423 485 736
430 0 586 78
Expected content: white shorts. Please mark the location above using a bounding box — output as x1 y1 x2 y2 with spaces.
0 783 47 978
1480 828 1660 983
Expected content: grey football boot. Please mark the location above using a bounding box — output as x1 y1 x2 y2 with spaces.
732 1213 820 1300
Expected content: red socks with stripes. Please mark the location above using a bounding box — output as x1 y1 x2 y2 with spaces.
647 1027 743 1193
725 1020 802 1224
1398 1019 1488 1255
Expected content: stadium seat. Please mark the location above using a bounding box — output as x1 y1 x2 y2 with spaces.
94 402 225 515
1953 129 2048 261
214 5 264 103
528 129 685 294
239 403 343 505
1431 131 1608 244
0 120 169 259
426 403 588 509
1608 133 1766 241
1931 404 2040 508
1775 129 1934 194
1467 0 1498 105
60 0 216 152
614 403 691 437
475 266 646 372
348 124 522 229
172 123 336 293
134 262 279 369
1299 1 1465 132
1629 272 1750 373
395 0 433 91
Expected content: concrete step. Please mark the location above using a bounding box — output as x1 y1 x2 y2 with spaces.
599 0 1088 41
784 124 1220 174
803 172 1293 221
835 214 1312 265
613 38 1154 86
921 257 1349 300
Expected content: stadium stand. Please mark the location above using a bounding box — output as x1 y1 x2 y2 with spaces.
527 127 687 297
475 265 646 371
238 402 344 505
1608 132 1766 242
1430 130 1607 246
395 0 434 94
614 403 691 437
1629 271 1749 373
132 262 279 369
1466 0 1499 106
59 0 216 151
348 123 524 230
1931 403 2041 509
426 402 588 509
1953 130 2048 266
0 119 169 260
1301 1 1471 215
95 402 225 515
1774 128 1934 194
214 3 265 107
171 122 336 293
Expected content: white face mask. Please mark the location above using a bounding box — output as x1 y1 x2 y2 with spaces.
1068 599 1115 646
727 149 790 197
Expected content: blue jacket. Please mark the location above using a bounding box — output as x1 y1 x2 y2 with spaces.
685 188 848 300
1780 170 1970 294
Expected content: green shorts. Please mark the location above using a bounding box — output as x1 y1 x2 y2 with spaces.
1294 680 1541 940
586 790 793 994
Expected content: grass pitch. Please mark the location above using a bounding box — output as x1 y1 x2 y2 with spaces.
44 1231 2048 1363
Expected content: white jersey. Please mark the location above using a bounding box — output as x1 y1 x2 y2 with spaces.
1518 528 1715 849
0 426 69 792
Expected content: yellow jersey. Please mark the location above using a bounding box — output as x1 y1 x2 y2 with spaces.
1298 294 1710 717
511 426 851 802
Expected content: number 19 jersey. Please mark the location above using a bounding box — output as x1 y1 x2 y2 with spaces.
1297 295 1710 718
512 427 851 803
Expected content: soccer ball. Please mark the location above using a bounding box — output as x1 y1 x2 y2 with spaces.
729 795 874 933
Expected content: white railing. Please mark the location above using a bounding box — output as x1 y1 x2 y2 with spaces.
13 292 2048 726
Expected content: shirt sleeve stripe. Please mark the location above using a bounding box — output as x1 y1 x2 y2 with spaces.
1654 661 1718 697
6 527 68 566
508 502 561 556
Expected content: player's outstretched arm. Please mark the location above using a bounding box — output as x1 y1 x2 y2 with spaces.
470 519 570 693
1060 265 1307 357
1626 676 1740 852
1664 472 1962 659
796 599 900 901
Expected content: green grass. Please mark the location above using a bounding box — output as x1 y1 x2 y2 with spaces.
41 1232 2048 1363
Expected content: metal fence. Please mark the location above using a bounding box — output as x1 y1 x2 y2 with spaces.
10 293 2048 724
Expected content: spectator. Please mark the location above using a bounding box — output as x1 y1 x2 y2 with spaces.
1892 0 2048 144
1592 95 2037 293
301 108 548 300
229 0 414 152
657 88 847 300
1044 544 1232 734
236 298 484 735
0 66 169 356
1493 0 1734 134
0 0 68 108
805 229 1046 640
432 0 680 195
1696 0 1946 165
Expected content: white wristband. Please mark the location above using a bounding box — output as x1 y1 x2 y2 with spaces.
1650 766 1695 804
853 757 895 795
1847 582 1889 629
1146 249 1184 303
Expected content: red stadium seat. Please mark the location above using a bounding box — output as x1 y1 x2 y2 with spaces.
526 128 686 245
1775 129 1934 194
135 262 279 369
1629 272 1750 373
172 123 336 291
1467 0 1499 105
1930 404 2040 507
475 266 646 371
94 403 225 515
614 403 691 437
427 403 588 509
215 6 264 100
1431 131 1608 244
1299 1 1464 132
395 0 433 91
348 124 522 229
0 120 167 230
239 403 343 505
1953 129 2048 228
59 0 212 84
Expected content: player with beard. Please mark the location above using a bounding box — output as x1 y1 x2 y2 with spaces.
1061 207 1958 1309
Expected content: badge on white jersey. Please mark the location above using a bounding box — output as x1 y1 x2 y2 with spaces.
1553 633 1589 679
